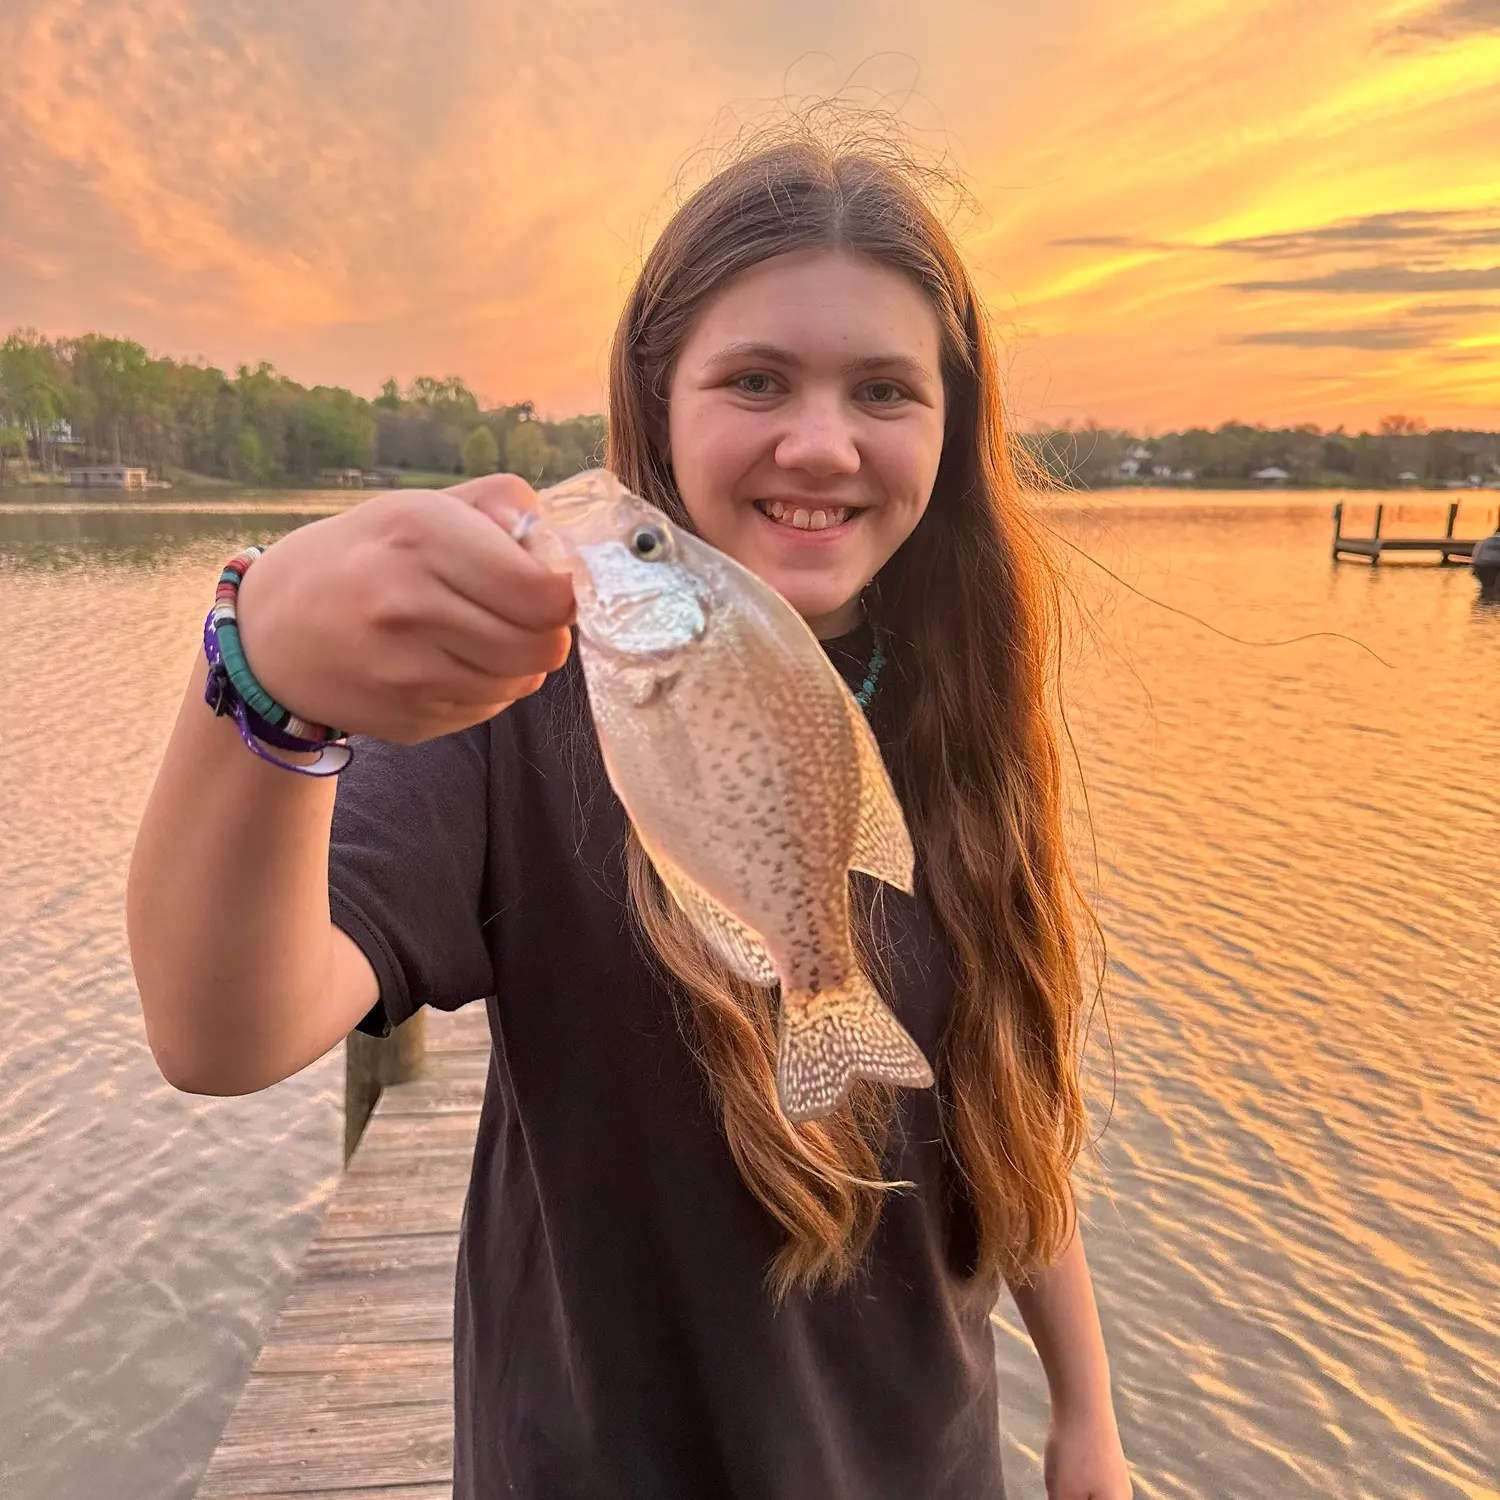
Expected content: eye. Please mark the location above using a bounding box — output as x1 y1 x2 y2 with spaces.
862 380 907 405
733 372 778 395
629 523 668 561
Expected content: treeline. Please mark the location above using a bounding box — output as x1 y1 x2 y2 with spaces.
0 329 605 486
6 327 1496 494
1026 417 1500 490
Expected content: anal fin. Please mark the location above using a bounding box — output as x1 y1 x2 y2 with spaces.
644 841 780 987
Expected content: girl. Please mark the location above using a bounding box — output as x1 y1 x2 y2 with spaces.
128 128 1132 1500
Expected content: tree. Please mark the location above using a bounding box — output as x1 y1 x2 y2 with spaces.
1378 414 1427 437
286 387 376 474
0 332 64 471
408 375 480 428
461 424 499 476
374 377 404 411
233 426 266 482
0 424 26 482
504 419 553 482
70 334 153 463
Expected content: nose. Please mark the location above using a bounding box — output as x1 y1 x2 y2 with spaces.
773 393 860 478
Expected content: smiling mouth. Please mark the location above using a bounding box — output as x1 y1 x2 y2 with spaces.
753 499 859 532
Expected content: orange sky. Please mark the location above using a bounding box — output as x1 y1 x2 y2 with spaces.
2 0 1497 430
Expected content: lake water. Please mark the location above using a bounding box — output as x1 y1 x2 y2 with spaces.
1 490 1496 1500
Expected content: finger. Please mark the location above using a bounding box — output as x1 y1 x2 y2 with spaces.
446 472 540 533
398 670 553 744
388 616 569 704
419 496 576 631
422 584 575 680
429 670 550 722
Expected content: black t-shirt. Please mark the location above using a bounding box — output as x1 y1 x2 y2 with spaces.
328 625 1005 1500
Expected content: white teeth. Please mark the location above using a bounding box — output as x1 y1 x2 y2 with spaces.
809 510 829 530
791 508 811 529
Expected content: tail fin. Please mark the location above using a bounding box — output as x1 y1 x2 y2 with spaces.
776 974 935 1124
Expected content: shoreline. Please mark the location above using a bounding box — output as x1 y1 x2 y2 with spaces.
4 486 1499 521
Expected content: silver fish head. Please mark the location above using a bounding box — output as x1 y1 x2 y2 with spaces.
529 469 712 662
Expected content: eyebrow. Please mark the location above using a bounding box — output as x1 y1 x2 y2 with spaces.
702 341 936 383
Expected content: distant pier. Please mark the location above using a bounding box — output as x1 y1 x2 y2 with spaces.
1331 500 1485 565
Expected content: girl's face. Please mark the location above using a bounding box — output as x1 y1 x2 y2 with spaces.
666 249 946 637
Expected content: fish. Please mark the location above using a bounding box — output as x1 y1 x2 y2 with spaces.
512 468 935 1124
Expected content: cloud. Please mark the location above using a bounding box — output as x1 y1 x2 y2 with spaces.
1405 301 1500 316
1233 325 1439 349
3 0 1499 430
1233 264 1500 293
1386 0 1500 44
1213 210 1500 258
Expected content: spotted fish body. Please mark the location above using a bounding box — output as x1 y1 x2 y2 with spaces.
519 469 935 1123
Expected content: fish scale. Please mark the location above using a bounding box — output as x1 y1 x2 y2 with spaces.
520 469 934 1123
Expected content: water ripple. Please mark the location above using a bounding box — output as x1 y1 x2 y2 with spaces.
2 498 1497 1500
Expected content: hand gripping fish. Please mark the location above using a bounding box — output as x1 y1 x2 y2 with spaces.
512 469 935 1123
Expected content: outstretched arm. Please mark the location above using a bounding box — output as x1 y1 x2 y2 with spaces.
1006 1222 1133 1500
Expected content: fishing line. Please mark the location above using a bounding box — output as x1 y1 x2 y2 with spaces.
1041 524 1396 670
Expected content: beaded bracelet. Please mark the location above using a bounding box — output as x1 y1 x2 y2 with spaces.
203 547 352 778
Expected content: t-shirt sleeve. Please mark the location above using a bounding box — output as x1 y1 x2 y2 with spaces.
327 725 495 1037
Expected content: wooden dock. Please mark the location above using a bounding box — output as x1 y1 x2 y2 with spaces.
1331 499 1483 564
194 1005 489 1500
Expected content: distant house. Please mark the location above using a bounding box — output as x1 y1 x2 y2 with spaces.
1151 463 1173 479
1111 458 1143 480
1251 466 1290 485
1398 471 1420 485
68 464 147 490
319 467 365 487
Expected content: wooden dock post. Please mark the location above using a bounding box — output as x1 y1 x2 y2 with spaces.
345 1009 428 1164
1331 498 1481 566
1441 502 1460 564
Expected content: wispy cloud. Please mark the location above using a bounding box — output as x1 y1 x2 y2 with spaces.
2 0 1498 428
1233 265 1500 293
1406 301 1500 317
1385 0 1500 44
1213 210 1500 257
1234 326 1440 350
1049 235 1138 248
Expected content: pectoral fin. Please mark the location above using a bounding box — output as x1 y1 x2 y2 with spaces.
844 690 915 895
643 840 780 987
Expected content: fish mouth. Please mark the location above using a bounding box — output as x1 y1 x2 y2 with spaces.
753 499 866 533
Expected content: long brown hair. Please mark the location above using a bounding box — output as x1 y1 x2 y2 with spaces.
605 122 1094 1297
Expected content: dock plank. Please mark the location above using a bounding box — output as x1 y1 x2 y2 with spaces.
194 1403 453 1497
195 1009 486 1500
201 1490 450 1500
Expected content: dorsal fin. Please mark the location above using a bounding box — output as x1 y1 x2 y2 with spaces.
843 687 915 894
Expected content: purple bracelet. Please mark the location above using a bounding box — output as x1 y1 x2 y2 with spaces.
203 612 352 778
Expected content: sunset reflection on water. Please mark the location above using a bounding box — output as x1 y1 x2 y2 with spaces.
1 493 1496 1500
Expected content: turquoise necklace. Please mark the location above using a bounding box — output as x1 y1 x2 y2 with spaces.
854 622 889 711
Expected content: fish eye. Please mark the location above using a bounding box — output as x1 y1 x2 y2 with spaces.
629 524 668 561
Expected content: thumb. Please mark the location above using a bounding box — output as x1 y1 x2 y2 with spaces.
447 472 540 535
